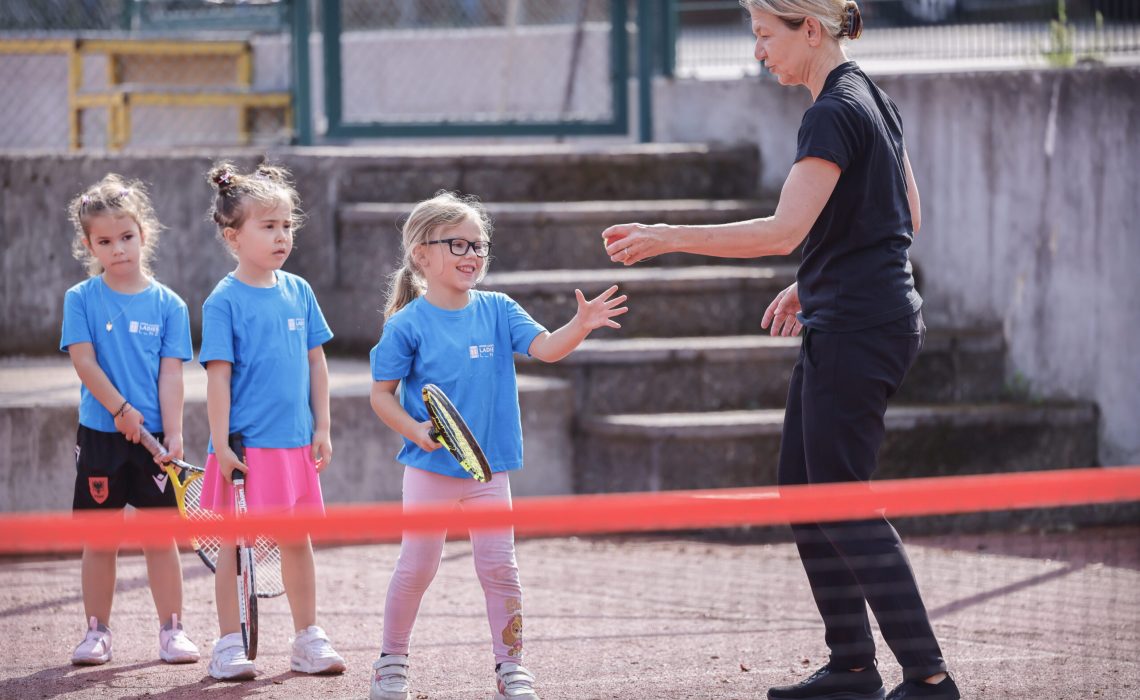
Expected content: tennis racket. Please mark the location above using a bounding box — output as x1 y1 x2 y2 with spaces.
422 383 492 482
138 427 285 599
229 434 258 660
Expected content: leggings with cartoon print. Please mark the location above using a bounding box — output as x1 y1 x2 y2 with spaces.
382 467 524 664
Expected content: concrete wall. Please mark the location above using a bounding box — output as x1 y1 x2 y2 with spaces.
0 361 573 512
654 66 1140 465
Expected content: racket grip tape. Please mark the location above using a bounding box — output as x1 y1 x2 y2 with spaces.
228 433 246 484
139 428 167 461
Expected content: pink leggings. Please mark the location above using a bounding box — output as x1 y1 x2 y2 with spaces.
382 467 524 664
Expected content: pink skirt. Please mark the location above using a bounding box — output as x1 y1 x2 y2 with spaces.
200 445 325 515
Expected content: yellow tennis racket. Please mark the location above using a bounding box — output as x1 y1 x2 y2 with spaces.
422 383 493 482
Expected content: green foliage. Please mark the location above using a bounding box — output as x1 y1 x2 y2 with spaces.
1044 0 1076 67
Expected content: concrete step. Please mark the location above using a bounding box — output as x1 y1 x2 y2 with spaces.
483 265 798 339
330 143 760 203
573 402 1099 494
0 358 574 512
517 327 1006 413
338 199 781 272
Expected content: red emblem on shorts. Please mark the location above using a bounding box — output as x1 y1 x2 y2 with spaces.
88 477 109 505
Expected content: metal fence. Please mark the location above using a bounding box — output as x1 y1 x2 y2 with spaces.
3 0 1139 151
320 0 626 138
0 0 294 151
671 0 1140 78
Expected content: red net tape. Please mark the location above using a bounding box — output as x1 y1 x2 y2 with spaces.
3 466 1138 553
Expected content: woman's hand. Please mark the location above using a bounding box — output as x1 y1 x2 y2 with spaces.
602 223 670 265
761 282 803 336
412 420 443 453
216 446 248 484
311 428 333 473
114 404 144 443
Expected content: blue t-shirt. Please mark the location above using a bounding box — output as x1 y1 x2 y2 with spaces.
60 277 192 433
199 271 333 451
794 61 922 332
369 291 547 479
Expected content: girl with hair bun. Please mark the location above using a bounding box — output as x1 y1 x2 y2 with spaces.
198 161 345 681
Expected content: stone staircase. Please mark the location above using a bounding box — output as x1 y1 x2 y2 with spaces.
336 143 1098 494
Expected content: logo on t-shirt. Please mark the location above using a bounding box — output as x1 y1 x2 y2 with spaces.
130 320 160 336
469 344 494 359
288 317 306 332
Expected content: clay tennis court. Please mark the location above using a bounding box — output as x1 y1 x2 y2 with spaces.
1 526 1137 699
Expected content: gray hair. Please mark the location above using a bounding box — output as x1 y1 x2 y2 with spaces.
739 0 863 40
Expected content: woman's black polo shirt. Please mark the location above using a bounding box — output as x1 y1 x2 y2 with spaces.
794 61 922 332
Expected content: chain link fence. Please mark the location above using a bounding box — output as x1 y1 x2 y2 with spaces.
325 0 620 133
0 0 292 151
673 0 1140 78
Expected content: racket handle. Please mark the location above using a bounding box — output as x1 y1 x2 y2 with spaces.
139 428 167 460
428 427 441 442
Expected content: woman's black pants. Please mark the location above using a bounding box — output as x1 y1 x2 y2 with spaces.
776 309 947 682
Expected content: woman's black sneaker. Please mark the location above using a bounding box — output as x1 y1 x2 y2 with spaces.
767 664 886 700
885 675 960 699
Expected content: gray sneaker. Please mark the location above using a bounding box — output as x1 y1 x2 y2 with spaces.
370 654 410 700
495 662 539 700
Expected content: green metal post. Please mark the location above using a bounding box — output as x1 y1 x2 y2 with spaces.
321 0 343 136
662 0 677 78
637 0 655 143
290 0 313 145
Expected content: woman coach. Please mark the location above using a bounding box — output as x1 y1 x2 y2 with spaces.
601 2 959 699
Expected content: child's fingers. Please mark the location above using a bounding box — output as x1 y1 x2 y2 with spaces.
606 305 630 317
604 293 628 308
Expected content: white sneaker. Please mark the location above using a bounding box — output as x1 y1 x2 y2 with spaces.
159 614 200 664
370 654 410 700
208 633 256 681
290 625 346 675
71 616 112 665
495 662 540 700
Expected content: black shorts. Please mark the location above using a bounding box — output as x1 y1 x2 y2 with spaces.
73 425 178 510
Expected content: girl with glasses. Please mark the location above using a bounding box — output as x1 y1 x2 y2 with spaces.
366 190 628 700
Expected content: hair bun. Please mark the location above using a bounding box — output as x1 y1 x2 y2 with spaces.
211 167 235 193
844 1 863 39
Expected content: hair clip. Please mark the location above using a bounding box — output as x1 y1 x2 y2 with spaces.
80 195 91 207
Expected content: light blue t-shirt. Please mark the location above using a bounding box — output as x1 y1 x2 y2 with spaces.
369 290 547 479
60 277 192 433
199 271 333 451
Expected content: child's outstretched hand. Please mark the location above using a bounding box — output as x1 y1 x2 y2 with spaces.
574 285 629 331
411 420 443 453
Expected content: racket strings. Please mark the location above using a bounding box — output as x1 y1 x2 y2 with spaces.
180 468 285 597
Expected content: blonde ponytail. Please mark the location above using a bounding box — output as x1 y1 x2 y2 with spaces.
383 265 424 320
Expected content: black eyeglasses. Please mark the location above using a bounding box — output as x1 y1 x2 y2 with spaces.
425 238 492 258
